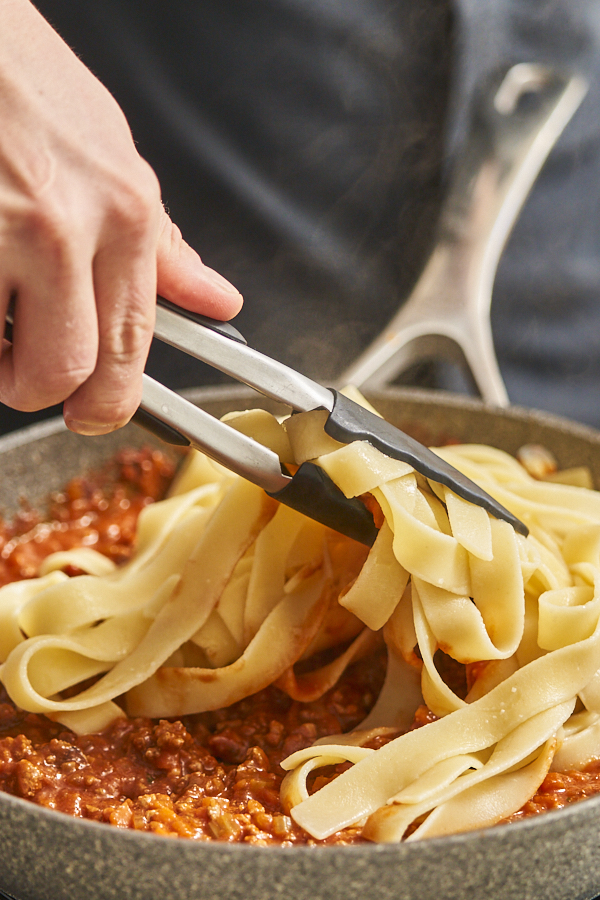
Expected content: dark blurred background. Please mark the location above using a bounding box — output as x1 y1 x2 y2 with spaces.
3 0 599 436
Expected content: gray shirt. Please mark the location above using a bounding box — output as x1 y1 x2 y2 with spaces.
30 0 600 427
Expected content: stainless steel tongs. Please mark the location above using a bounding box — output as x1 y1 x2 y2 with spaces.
137 65 590 546
136 297 528 545
10 64 583 546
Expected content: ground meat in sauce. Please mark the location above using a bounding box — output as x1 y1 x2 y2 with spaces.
0 447 175 584
502 766 600 824
0 652 387 845
1 447 600 843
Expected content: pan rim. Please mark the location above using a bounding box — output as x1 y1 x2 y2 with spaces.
1 385 600 896
0 383 598 454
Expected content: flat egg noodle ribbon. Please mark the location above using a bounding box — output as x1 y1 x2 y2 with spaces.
412 518 524 666
289 431 413 496
377 736 556 842
373 481 470 596
337 521 408 632
281 745 375 811
16 505 212 638
286 658 581 839
126 564 329 717
357 647 423 733
9 483 222 643
275 627 379 703
368 710 562 842
39 547 117 577
242 503 319 644
442 487 493 561
411 585 465 717
189 608 241 669
434 445 600 534
0 571 68 660
214 554 253 647
0 479 276 716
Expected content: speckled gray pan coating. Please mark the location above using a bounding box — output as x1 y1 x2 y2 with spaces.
1 386 600 900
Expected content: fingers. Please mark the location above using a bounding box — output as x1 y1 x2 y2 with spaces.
61 265 156 436
62 180 160 435
156 208 243 321
0 240 99 414
61 207 242 435
0 3 242 437
0 186 240 436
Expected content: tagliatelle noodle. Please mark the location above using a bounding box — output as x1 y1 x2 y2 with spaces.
354 645 423 733
242 503 312 644
373 477 471 595
39 548 118 577
365 734 558 842
0 571 68 661
337 522 408 631
433 445 600 533
275 627 380 703
1 400 600 842
126 563 329 716
279 430 600 840
0 472 275 728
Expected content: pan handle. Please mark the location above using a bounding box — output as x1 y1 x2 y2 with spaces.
341 64 588 405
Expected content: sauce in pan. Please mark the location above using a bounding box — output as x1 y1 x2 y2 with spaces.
0 448 599 844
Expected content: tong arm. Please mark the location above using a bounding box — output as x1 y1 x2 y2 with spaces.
155 298 333 413
138 373 379 546
3 295 527 538
327 392 528 534
140 374 289 494
141 302 528 536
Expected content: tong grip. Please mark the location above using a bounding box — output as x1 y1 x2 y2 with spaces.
156 297 247 344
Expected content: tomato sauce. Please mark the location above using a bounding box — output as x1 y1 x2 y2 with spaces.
0 653 386 844
0 448 599 843
0 447 175 584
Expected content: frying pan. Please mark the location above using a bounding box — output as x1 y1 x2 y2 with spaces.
0 385 600 900
1 66 600 900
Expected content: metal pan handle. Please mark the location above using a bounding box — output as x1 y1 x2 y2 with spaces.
341 64 588 405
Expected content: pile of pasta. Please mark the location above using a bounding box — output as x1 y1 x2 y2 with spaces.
1 396 600 843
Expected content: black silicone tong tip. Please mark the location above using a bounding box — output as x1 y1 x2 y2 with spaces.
269 462 378 546
325 391 529 537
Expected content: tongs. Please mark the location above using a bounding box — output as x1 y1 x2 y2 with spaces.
8 64 583 547
135 63 589 547
136 296 527 544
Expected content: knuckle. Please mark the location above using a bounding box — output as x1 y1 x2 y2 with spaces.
91 395 139 427
100 302 154 365
68 380 142 431
8 360 95 412
29 359 96 405
109 164 160 236
23 198 73 264
159 216 184 259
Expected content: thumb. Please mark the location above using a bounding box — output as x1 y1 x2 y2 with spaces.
156 207 243 321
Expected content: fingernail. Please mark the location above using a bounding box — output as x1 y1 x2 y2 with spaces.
65 419 123 436
203 266 242 297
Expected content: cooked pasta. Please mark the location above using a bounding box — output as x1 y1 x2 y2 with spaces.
1 398 599 842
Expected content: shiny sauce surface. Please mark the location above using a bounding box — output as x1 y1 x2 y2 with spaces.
0 448 599 843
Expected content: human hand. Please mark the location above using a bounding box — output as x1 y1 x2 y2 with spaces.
0 0 242 435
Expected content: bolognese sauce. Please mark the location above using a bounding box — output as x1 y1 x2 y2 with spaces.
0 448 599 844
